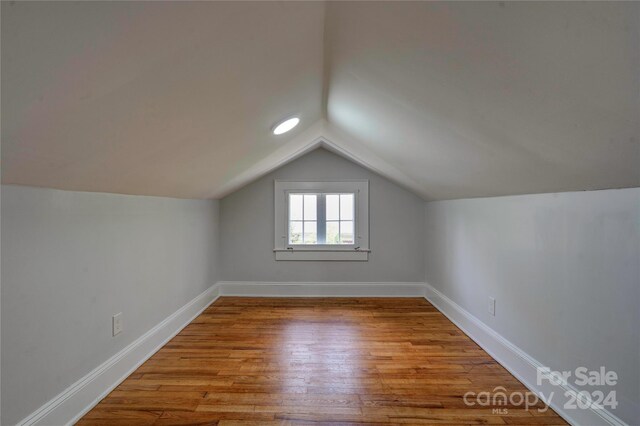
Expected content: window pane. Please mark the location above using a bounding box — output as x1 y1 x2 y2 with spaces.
326 221 339 244
340 194 354 220
303 194 317 220
340 220 354 244
326 194 339 220
304 221 317 244
289 221 303 244
289 194 303 220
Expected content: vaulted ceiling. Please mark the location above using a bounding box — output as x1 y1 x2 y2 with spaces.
2 1 638 200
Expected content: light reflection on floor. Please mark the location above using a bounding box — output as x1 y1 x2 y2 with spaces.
278 306 365 395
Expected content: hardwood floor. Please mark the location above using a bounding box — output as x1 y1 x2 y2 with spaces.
78 298 566 425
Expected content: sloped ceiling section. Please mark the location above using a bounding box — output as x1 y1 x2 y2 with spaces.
1 1 325 199
326 1 640 200
212 119 427 199
2 1 639 200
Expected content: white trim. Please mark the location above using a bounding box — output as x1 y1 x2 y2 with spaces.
17 284 220 426
424 282 627 426
218 281 425 297
16 281 627 426
274 250 368 261
274 179 369 261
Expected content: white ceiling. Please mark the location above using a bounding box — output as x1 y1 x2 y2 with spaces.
1 1 324 198
325 1 640 200
2 1 638 200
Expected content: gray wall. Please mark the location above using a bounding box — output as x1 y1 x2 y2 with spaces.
220 148 425 282
1 185 220 425
424 188 640 424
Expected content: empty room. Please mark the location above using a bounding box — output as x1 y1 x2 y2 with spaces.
1 1 638 425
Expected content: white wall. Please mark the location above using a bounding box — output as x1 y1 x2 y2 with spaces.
220 148 425 283
424 188 640 424
1 185 220 425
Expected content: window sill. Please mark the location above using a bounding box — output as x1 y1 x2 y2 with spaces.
274 249 370 261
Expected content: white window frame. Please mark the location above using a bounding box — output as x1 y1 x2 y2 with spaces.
274 180 369 261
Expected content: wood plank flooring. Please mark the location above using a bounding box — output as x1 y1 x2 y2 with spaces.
78 298 566 425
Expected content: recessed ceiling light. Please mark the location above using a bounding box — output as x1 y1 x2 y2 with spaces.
272 117 300 135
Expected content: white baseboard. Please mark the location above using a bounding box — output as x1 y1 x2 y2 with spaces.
217 281 426 297
15 282 627 426
17 284 220 426
424 282 626 426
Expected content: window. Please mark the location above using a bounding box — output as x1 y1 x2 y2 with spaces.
288 193 354 245
274 180 369 261
288 193 318 244
325 194 354 244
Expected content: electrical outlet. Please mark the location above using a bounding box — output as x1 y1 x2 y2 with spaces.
112 313 123 336
488 297 496 316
